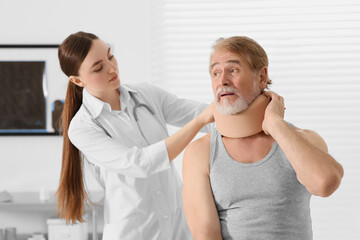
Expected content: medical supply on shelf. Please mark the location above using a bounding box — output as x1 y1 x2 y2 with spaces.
4 227 16 240
0 191 12 203
39 187 51 202
47 218 88 240
27 232 46 240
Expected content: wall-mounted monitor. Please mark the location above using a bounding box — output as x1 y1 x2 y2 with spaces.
0 45 67 135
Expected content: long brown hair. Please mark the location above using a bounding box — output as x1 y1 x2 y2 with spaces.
56 31 98 223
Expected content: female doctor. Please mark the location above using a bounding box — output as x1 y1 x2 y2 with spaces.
56 31 214 240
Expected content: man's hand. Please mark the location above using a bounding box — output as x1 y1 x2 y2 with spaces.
262 91 285 135
260 91 344 197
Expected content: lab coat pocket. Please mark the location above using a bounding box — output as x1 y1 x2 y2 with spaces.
102 216 142 240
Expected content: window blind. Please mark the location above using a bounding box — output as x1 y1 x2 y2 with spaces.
150 1 360 239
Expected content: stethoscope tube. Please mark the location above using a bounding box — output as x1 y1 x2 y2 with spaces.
129 92 155 121
129 92 168 145
83 91 168 145
83 104 112 137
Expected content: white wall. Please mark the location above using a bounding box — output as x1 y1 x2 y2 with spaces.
151 1 360 239
0 0 151 235
1 0 358 238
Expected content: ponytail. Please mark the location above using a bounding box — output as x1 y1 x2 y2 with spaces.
56 31 99 223
56 82 89 223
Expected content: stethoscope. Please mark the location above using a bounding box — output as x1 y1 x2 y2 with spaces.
128 91 168 145
83 92 168 145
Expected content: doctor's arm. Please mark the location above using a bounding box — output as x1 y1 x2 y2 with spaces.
165 103 214 161
262 91 344 197
182 134 223 240
148 84 212 132
69 121 170 178
69 105 213 178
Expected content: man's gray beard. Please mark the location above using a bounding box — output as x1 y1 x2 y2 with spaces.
215 87 259 115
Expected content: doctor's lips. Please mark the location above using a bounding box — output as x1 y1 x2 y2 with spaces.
109 74 119 82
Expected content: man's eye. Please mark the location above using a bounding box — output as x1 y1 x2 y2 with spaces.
231 69 238 73
213 72 220 76
109 55 114 60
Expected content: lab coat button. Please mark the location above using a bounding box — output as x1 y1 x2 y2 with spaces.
156 190 162 195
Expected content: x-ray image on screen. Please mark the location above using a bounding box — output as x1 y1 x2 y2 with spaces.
0 61 46 132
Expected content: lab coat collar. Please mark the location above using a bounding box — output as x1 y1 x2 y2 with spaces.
82 85 138 119
119 84 138 102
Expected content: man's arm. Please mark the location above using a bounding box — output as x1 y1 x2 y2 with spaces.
182 134 223 240
262 91 344 197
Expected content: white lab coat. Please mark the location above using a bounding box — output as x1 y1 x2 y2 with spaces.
68 83 210 240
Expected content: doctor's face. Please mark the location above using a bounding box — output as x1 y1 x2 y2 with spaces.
75 39 120 96
210 49 262 115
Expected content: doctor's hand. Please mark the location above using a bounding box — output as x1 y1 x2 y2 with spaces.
198 103 215 126
262 91 285 135
165 102 214 162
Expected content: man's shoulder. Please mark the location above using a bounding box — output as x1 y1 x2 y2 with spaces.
284 123 327 152
294 127 328 152
183 133 212 173
187 133 211 153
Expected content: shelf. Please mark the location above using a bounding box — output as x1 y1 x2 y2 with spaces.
16 233 102 240
0 192 56 211
0 192 103 211
0 132 60 136
0 192 104 240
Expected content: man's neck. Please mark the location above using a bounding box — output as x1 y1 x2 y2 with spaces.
212 94 270 138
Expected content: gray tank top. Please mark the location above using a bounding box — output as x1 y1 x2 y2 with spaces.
209 127 312 240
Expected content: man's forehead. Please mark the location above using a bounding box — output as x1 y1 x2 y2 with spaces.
210 51 246 70
211 51 245 64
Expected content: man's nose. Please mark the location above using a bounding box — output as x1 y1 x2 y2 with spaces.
219 72 230 86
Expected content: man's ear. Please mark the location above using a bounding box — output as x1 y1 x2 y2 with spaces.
258 66 268 89
69 76 84 87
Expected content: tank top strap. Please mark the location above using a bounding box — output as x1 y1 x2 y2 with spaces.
209 126 220 168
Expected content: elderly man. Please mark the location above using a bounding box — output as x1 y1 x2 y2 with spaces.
182 36 344 240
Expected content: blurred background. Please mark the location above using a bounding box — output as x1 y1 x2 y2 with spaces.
0 0 359 239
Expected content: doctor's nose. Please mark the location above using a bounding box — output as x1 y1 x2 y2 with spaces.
108 63 118 74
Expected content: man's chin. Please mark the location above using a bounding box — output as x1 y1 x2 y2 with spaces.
215 102 248 115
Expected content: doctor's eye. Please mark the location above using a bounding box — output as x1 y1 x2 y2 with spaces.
94 66 103 72
230 68 239 73
108 55 114 60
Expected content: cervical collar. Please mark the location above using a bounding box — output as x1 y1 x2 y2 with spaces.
212 94 270 138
